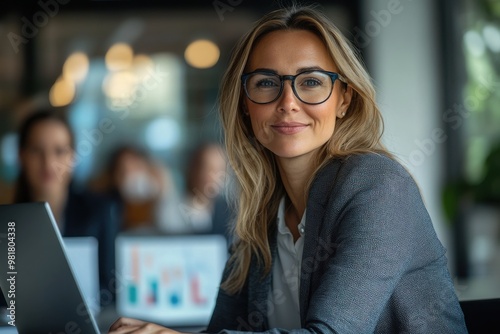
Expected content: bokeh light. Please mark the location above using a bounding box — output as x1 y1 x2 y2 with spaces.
144 118 181 150
133 54 155 79
102 70 138 102
482 25 500 53
105 43 134 71
184 39 220 69
63 52 90 83
49 76 76 107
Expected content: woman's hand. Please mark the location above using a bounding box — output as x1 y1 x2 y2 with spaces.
108 317 183 334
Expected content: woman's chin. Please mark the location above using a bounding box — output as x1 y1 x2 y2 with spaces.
36 181 68 195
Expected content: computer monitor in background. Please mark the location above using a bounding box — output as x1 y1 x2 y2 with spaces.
63 237 100 316
115 234 227 327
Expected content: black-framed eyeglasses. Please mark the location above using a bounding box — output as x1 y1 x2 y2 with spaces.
241 70 347 105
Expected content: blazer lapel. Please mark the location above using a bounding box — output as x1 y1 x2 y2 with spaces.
247 226 277 330
299 159 341 324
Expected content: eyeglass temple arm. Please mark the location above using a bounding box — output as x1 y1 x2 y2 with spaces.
337 73 348 85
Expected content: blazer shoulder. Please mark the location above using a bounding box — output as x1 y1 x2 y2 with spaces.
310 153 416 202
340 153 410 179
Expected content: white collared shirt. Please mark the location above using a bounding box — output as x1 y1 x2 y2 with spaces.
268 197 306 329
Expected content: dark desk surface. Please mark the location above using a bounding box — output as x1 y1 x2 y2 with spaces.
460 298 500 334
0 305 205 334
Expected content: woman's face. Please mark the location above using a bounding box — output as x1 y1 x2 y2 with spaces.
19 120 74 197
245 29 352 161
195 146 226 193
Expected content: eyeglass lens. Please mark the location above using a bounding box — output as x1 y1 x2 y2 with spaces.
244 71 334 104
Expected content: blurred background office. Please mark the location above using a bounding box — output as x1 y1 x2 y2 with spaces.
0 0 499 305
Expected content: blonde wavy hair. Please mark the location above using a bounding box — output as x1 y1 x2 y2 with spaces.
219 5 390 294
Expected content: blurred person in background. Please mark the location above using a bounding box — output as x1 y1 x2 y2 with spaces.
158 143 233 239
106 145 179 232
12 110 120 301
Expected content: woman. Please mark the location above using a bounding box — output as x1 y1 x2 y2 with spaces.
105 144 180 232
171 143 231 238
110 6 467 333
14 110 120 300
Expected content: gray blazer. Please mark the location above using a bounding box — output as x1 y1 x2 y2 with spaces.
207 153 467 333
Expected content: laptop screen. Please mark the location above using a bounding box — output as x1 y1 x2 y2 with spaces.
115 234 227 327
0 202 101 333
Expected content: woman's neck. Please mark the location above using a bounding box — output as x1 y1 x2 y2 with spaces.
32 188 68 225
277 153 316 240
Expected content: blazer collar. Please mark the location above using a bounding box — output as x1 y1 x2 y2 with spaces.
249 158 342 328
248 225 277 331
299 158 342 323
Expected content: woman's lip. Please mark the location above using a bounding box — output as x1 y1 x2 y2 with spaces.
271 122 308 135
273 122 307 127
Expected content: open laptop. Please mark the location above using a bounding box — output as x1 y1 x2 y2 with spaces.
115 234 227 328
0 202 100 333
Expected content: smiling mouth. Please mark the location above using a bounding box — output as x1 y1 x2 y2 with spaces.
271 122 308 135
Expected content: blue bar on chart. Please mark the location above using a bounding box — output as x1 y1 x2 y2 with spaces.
128 284 138 305
168 286 182 307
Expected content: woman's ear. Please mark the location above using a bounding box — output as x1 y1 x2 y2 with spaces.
337 86 353 118
242 100 249 116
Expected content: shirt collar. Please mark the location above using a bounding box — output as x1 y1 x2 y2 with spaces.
277 196 306 236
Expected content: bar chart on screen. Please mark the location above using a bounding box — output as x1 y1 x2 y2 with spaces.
125 247 213 307
116 235 227 326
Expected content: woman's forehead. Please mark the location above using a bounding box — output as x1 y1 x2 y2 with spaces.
246 29 337 73
26 120 71 144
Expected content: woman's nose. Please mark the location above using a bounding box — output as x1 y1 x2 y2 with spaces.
276 81 299 112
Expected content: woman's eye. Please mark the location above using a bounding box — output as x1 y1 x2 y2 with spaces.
255 78 278 88
55 147 70 156
302 78 322 87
